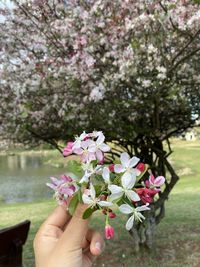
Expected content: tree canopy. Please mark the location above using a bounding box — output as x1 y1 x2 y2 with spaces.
0 0 200 248
0 0 199 147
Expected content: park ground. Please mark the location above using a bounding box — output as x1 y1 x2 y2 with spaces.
0 139 200 267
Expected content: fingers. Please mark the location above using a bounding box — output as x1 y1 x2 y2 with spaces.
58 203 89 248
34 205 71 264
83 229 105 264
44 205 71 228
38 205 71 237
86 229 105 256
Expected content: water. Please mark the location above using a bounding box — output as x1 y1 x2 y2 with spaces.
0 154 66 203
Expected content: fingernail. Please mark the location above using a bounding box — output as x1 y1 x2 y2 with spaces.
95 242 102 252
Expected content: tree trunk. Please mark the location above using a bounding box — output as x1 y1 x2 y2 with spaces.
129 206 157 251
128 138 179 251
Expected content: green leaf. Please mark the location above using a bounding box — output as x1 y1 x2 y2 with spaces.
116 198 124 206
68 194 79 216
109 172 117 183
77 189 83 203
91 160 98 167
136 164 149 181
94 174 104 183
94 184 103 197
131 38 140 50
21 111 28 118
66 160 83 178
117 196 132 207
82 207 95 219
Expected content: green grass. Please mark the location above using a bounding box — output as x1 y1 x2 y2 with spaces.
0 140 200 267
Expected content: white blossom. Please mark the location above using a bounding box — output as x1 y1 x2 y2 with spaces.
82 183 113 207
119 204 150 230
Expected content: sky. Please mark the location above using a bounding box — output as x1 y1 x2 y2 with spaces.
0 0 14 22
0 0 14 8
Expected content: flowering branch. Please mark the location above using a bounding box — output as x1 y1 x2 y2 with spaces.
47 131 165 240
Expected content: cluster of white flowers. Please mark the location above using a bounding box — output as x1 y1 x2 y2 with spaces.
47 131 165 239
89 84 105 102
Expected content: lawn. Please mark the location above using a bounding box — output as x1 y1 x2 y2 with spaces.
0 140 200 267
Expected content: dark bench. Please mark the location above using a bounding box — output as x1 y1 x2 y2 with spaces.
0 220 31 267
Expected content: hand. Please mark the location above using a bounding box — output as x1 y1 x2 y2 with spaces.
34 204 104 267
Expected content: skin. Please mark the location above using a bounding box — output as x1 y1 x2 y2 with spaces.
34 204 105 267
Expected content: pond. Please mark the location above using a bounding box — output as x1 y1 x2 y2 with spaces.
0 154 67 203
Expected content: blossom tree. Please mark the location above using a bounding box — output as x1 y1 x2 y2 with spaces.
1 0 200 249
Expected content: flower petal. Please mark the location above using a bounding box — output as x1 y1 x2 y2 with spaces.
109 192 123 201
95 165 103 174
73 148 83 155
96 149 103 162
90 183 96 200
149 174 155 185
129 169 138 180
98 201 113 207
88 143 96 152
81 140 89 150
120 152 130 168
96 132 105 145
60 187 74 196
88 152 96 162
82 194 93 205
80 172 90 183
46 183 56 190
119 204 133 214
154 176 165 187
126 215 134 231
114 164 125 173
108 185 123 194
136 204 150 212
126 190 140 202
102 167 110 183
128 156 140 168
72 140 81 149
80 131 87 140
99 143 110 152
50 177 59 185
121 171 135 189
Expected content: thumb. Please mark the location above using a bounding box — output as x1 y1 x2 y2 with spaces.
59 203 89 249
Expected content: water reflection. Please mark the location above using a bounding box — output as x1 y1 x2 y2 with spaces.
0 154 66 203
6 155 42 171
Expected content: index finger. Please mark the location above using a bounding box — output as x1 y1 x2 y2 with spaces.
58 203 89 248
41 205 71 231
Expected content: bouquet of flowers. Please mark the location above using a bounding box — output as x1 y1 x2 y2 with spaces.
47 131 165 239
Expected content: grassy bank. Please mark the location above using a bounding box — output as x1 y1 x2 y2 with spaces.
0 140 200 267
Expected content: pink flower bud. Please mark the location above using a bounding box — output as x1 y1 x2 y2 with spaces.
61 174 73 182
136 163 145 172
109 212 116 219
108 164 115 172
136 188 160 204
105 225 115 240
99 157 105 165
63 141 74 157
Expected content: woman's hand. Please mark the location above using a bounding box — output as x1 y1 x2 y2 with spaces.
34 204 104 267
